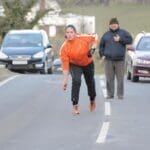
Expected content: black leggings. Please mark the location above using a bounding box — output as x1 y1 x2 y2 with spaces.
70 62 96 105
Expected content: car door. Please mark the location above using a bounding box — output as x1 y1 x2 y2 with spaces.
42 31 54 72
45 43 54 67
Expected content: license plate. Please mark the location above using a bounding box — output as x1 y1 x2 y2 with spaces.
0 64 5 68
13 60 27 65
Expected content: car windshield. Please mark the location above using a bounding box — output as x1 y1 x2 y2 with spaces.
3 33 43 47
136 36 150 51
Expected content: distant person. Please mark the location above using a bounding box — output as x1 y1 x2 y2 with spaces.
99 18 133 99
60 24 98 114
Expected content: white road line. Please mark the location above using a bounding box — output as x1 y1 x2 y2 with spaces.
99 76 107 98
96 75 111 144
96 122 110 144
102 89 107 98
100 80 105 88
0 75 19 87
99 75 105 80
105 102 111 116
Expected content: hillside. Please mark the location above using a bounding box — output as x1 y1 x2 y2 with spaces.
57 0 150 6
62 3 150 37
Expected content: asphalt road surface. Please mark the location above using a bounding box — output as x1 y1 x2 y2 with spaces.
0 74 150 150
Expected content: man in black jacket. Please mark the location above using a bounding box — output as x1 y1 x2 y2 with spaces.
99 18 133 99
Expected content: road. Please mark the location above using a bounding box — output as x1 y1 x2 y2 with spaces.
0 74 150 150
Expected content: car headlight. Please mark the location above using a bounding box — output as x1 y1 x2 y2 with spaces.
0 51 8 59
136 58 143 64
33 51 44 58
135 58 150 65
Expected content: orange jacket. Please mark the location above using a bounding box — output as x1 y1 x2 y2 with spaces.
60 34 98 71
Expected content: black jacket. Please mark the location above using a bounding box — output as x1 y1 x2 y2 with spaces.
99 28 133 61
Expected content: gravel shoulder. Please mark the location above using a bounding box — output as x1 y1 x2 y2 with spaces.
0 68 17 81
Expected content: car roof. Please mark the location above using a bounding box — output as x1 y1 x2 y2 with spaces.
137 32 150 38
7 29 45 35
4 29 50 47
142 32 150 36
133 32 150 48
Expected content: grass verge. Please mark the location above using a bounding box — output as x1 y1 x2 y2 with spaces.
0 68 17 81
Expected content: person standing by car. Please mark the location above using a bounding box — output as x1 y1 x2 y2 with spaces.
99 18 133 99
60 24 98 114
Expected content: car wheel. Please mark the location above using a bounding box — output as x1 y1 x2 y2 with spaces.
131 71 139 82
131 75 139 82
48 67 53 74
130 67 139 82
126 64 131 80
44 61 48 74
127 71 131 80
40 61 48 74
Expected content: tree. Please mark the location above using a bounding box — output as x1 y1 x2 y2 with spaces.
0 0 49 40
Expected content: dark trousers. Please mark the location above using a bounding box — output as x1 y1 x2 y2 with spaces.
70 62 96 105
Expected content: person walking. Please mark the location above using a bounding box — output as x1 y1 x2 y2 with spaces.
99 18 133 99
60 24 98 114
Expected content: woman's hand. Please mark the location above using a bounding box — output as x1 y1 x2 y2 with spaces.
63 80 68 90
62 70 69 90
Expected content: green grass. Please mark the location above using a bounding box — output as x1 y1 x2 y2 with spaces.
63 3 150 36
61 3 150 74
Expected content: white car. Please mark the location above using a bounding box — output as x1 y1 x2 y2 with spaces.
126 32 150 82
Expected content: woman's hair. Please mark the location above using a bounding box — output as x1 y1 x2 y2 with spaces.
65 24 76 32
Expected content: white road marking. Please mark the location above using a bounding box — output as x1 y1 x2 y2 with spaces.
100 80 105 88
99 76 107 98
0 75 19 87
96 122 110 144
99 75 105 80
96 76 111 144
105 102 111 116
102 89 107 98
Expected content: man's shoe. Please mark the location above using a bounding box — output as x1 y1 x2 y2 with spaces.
106 95 114 99
89 101 96 112
72 105 80 115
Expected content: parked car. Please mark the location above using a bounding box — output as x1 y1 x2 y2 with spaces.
126 32 150 82
0 30 54 74
52 58 62 74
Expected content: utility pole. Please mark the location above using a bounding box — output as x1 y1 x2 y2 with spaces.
39 0 49 35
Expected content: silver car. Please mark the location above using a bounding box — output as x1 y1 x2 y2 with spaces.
0 30 54 74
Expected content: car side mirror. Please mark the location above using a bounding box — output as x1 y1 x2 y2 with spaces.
127 45 135 51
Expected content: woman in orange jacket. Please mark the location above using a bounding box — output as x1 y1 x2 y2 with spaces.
60 24 98 115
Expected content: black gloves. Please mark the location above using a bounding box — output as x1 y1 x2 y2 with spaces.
87 48 96 57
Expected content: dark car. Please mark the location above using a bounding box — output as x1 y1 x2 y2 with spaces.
0 30 54 74
126 32 150 82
